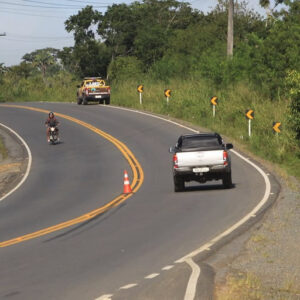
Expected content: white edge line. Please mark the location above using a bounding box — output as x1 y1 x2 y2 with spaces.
102 105 199 133
105 105 272 263
0 123 32 203
184 258 201 300
119 283 138 290
176 149 271 262
162 265 174 271
145 273 160 279
94 295 113 300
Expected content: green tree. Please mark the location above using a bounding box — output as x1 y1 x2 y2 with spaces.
108 56 143 81
97 3 137 60
65 6 101 44
286 70 300 142
65 6 109 77
22 48 60 79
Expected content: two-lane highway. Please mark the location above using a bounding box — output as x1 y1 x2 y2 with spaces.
0 103 267 299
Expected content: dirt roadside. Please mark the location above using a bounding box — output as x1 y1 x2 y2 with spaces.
0 125 29 200
209 162 300 299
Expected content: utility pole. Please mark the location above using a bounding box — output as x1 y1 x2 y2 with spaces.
227 0 234 57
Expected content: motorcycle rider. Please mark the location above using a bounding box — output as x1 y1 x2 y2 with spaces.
45 112 59 142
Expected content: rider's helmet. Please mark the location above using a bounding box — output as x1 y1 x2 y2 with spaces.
49 112 54 118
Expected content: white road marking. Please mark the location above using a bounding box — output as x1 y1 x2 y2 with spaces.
95 294 113 300
119 283 138 290
145 273 160 279
100 105 272 299
184 258 201 300
162 265 174 271
176 244 211 264
0 123 32 203
103 105 199 133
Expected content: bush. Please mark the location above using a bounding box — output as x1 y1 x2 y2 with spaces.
108 56 144 82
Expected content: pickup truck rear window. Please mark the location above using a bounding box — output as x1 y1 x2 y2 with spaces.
181 136 222 149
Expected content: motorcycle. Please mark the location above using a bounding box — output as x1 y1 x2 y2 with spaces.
49 126 59 144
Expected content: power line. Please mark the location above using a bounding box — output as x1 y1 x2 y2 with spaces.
20 0 98 8
0 1 107 9
6 32 73 40
0 9 67 18
65 0 118 4
2 37 73 43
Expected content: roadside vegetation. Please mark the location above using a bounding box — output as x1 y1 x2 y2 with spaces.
0 0 299 298
0 0 299 179
0 136 7 160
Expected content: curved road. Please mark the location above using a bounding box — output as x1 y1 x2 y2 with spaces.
0 103 267 299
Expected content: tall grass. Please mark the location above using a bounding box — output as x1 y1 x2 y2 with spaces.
0 136 7 160
0 74 298 177
111 78 299 178
0 72 77 103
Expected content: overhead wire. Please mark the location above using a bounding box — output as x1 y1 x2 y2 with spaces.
0 9 67 18
0 0 107 9
1 37 73 43
6 32 73 40
19 0 101 8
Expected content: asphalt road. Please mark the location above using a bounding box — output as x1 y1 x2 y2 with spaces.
0 103 266 300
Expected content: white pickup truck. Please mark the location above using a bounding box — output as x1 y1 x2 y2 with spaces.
169 133 233 192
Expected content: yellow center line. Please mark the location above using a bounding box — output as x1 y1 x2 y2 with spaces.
0 104 144 247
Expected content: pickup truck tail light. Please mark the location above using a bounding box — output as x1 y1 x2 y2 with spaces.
173 154 178 168
107 87 111 94
85 88 89 95
223 151 228 166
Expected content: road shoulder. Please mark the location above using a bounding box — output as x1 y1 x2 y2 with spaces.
209 173 300 299
0 124 29 201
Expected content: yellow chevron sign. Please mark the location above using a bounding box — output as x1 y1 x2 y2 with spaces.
164 89 171 98
246 109 254 120
137 85 144 93
210 96 218 106
273 122 281 133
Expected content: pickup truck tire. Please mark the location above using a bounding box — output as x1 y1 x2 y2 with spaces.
174 176 185 192
77 97 82 105
83 96 88 105
105 97 110 105
222 172 232 189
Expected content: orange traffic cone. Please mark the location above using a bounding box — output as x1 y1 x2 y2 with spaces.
123 170 132 194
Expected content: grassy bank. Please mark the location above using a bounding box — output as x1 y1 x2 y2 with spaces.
0 72 77 103
111 78 299 178
1 75 298 178
0 136 7 160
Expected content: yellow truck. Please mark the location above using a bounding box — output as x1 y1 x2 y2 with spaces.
77 77 111 105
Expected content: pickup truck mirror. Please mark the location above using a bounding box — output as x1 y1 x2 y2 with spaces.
169 146 176 153
225 143 233 150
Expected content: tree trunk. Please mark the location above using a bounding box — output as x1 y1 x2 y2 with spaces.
227 0 234 57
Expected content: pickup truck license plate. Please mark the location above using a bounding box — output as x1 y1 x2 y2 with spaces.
95 95 102 98
193 167 209 173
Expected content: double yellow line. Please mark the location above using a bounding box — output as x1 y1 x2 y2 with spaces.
0 105 144 247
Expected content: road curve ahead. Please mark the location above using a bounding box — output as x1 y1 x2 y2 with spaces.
0 103 268 300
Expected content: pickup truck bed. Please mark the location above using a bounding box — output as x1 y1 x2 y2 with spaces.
170 133 233 192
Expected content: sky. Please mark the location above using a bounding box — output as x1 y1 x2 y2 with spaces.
0 0 271 67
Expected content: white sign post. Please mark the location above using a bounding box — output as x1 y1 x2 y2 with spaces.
139 92 142 105
248 119 251 137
